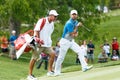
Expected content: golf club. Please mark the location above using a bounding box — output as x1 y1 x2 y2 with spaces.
82 25 91 32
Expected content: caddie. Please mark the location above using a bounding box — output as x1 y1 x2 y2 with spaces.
27 10 59 80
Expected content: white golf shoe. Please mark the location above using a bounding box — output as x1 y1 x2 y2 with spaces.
27 75 38 80
82 65 93 72
54 72 61 76
47 71 54 76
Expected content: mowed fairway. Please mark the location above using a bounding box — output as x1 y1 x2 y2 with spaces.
38 65 120 80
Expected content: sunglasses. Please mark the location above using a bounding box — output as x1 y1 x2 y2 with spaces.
54 16 57 18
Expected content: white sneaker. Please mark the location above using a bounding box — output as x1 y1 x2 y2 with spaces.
27 75 38 80
47 71 54 76
54 73 61 76
82 65 93 72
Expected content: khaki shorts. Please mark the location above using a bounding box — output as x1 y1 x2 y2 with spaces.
31 47 54 60
9 45 16 55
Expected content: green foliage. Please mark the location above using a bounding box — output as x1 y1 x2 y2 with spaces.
70 0 104 40
8 0 31 22
0 0 9 26
27 0 58 23
0 0 31 22
97 15 120 42
0 0 106 38
56 0 70 24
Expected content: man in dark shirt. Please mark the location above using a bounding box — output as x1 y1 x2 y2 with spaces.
87 40 95 63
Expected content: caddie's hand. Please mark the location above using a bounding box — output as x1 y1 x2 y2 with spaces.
39 40 44 45
34 37 44 45
34 37 40 43
76 22 82 27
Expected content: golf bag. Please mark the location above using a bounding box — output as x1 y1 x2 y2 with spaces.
14 30 34 52
14 18 46 52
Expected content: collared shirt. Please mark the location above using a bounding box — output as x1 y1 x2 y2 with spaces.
112 42 119 50
103 44 110 53
80 45 88 56
0 36 8 48
10 35 17 46
34 17 54 47
62 18 78 40
87 43 95 54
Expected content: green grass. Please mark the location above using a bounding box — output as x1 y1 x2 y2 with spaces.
0 55 47 80
1 9 120 80
97 16 120 39
39 64 120 80
1 55 120 80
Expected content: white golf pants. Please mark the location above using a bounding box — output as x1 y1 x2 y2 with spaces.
54 38 88 74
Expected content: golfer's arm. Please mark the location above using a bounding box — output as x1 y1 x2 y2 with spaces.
74 22 83 32
70 31 78 37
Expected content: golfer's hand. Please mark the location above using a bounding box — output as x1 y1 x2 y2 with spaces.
71 32 78 38
77 22 82 27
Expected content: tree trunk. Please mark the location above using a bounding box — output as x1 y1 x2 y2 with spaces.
9 16 20 36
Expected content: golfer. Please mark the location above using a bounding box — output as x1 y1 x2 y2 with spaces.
54 10 93 76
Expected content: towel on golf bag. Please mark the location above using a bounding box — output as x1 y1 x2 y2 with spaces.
14 30 34 52
14 18 46 53
14 30 44 53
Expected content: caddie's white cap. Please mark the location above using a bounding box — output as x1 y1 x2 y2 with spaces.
70 10 78 15
49 10 59 16
12 30 16 34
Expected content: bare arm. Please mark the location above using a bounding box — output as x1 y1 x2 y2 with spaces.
34 31 40 38
70 22 82 37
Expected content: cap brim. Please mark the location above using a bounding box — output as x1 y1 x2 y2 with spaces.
54 14 59 16
49 14 59 16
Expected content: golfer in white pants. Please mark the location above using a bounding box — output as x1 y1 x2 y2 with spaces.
54 10 93 76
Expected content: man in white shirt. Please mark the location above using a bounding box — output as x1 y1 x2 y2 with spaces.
27 10 59 80
103 43 110 56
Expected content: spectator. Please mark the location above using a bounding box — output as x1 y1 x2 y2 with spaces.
76 55 80 64
81 40 88 63
111 50 119 61
54 41 60 63
0 36 9 55
36 52 49 70
98 50 108 63
102 40 111 57
76 40 88 64
96 5 102 14
103 6 108 13
112 37 119 57
53 41 60 68
75 40 82 64
87 40 95 63
9 30 17 60
96 5 102 12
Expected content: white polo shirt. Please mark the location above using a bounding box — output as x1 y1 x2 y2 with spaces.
34 17 54 47
103 45 110 54
80 45 87 56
